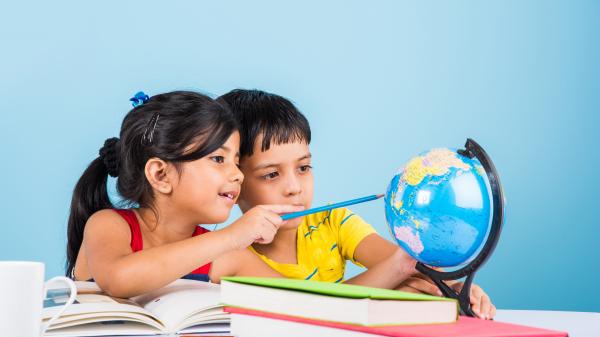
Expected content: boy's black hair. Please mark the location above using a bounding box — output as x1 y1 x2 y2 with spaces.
218 89 311 158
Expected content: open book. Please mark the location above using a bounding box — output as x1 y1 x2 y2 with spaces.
42 279 229 336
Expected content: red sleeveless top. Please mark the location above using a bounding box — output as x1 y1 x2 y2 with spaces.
114 209 212 281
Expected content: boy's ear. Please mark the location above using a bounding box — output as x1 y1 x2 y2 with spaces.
145 158 173 194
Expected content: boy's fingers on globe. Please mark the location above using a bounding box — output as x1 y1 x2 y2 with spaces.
415 277 441 296
470 287 491 319
402 277 442 296
412 272 435 283
471 300 482 319
478 292 492 320
395 285 424 294
489 304 497 319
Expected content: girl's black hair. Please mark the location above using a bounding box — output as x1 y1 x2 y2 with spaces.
218 89 311 158
66 91 237 277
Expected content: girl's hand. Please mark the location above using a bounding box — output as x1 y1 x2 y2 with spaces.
224 204 304 250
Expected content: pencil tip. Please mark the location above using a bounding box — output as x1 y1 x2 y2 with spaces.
376 194 384 198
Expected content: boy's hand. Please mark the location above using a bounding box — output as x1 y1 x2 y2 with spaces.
450 282 496 320
396 274 444 296
224 204 304 250
396 274 496 320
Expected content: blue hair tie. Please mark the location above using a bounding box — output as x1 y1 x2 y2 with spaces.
130 91 150 107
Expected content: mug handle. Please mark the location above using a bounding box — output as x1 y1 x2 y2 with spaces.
40 276 77 335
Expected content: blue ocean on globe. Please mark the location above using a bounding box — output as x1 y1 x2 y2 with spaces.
384 148 492 267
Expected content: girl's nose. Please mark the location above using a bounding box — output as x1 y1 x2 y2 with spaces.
230 164 244 184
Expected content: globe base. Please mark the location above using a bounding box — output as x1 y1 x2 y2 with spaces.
416 262 478 317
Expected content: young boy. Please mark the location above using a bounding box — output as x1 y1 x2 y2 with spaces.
218 89 496 320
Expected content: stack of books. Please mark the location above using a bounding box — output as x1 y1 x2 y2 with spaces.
221 277 568 337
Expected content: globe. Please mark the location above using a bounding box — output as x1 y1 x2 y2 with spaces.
384 148 492 267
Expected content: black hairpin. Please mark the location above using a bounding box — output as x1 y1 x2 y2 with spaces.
141 113 160 146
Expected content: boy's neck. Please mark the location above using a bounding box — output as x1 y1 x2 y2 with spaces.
252 226 298 264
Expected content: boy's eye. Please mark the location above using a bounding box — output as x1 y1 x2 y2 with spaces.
211 156 225 164
299 165 312 173
262 171 279 180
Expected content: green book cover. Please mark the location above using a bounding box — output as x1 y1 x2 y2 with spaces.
222 276 456 303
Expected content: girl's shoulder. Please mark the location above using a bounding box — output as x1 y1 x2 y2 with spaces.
84 208 132 239
88 208 129 222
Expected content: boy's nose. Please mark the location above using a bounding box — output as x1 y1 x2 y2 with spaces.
284 175 302 196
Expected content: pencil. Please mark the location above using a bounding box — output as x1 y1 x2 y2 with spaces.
280 194 384 221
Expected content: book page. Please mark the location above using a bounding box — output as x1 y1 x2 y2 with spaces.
44 321 163 337
131 279 224 331
43 282 164 332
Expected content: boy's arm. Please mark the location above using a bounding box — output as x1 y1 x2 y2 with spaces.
343 233 417 288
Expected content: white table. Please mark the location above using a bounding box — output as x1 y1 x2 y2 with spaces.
495 310 600 337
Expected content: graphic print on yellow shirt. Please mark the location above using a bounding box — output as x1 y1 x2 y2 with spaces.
249 207 377 282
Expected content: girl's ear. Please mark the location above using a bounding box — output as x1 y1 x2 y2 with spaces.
145 158 174 194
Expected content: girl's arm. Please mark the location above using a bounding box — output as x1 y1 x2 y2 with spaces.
83 210 238 297
84 204 299 298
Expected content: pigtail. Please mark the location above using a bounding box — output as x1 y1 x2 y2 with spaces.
65 138 119 277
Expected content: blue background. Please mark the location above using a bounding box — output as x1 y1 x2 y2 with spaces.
1 1 598 312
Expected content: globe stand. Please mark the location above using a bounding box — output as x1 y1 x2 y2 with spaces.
415 138 505 317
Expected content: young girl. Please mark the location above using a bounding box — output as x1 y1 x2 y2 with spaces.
66 91 302 298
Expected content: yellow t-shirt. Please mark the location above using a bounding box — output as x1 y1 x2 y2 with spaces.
248 208 377 283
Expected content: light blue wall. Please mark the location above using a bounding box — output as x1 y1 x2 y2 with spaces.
1 1 598 312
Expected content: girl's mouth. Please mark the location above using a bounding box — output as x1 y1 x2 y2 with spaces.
218 191 239 201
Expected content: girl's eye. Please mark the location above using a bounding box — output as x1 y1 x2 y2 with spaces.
299 165 312 173
211 156 225 164
262 171 279 180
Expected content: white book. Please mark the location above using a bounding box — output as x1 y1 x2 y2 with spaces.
42 279 229 336
221 277 457 327
231 313 372 337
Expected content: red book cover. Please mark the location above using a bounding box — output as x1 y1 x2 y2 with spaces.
225 307 568 337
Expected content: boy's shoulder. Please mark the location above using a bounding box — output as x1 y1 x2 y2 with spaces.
302 207 356 229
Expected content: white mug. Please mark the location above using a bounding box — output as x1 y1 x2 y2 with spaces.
0 261 76 337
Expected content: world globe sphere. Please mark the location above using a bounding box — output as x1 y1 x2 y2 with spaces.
384 148 492 267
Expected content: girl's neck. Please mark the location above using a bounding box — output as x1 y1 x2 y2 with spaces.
135 207 199 245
